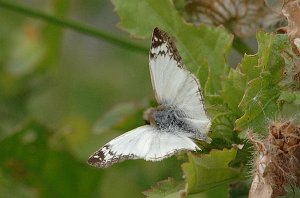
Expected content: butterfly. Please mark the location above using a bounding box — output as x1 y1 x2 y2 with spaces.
87 27 211 168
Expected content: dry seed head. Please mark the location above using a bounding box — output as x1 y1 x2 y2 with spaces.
248 121 300 198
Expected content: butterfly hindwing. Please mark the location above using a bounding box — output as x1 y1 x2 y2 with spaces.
87 125 199 168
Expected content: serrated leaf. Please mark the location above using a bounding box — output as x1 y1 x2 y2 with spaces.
238 102 278 138
210 112 237 144
238 33 288 82
256 32 275 71
143 178 186 198
221 68 246 114
236 77 279 127
237 32 275 81
235 33 289 133
182 149 240 195
235 76 279 132
112 0 233 93
237 54 260 81
266 34 289 83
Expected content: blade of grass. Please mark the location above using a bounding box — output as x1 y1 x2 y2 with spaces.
0 0 148 53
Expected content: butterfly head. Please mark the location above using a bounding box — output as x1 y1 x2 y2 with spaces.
143 107 157 125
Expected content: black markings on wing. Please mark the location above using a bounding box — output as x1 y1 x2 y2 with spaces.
87 142 198 168
87 145 135 168
150 27 183 68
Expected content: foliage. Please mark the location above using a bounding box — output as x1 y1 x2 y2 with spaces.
1 0 300 197
182 149 240 194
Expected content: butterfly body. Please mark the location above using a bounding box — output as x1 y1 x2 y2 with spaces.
88 28 211 168
151 106 186 130
145 105 209 141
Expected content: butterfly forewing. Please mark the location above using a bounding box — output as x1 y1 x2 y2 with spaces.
149 28 211 134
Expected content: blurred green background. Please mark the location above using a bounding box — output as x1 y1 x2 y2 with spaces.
0 0 184 197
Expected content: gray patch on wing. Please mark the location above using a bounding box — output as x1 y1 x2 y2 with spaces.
87 145 135 168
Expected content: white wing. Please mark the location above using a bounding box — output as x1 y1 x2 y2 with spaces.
149 28 211 134
87 125 199 168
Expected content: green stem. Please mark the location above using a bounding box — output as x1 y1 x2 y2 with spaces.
0 0 148 53
233 36 254 55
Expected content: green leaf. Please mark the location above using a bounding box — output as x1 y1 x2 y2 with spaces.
235 76 279 132
238 33 288 83
278 91 300 122
256 32 275 71
187 184 229 198
235 33 289 133
237 54 260 81
112 0 233 93
266 34 290 82
210 112 237 145
143 178 186 198
221 68 246 114
279 46 300 89
278 91 297 103
182 149 240 195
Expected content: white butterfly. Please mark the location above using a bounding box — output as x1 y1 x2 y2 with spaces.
87 27 211 168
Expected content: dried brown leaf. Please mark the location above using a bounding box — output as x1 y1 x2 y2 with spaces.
248 122 300 198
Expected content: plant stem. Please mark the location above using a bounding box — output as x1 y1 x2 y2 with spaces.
0 0 148 54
